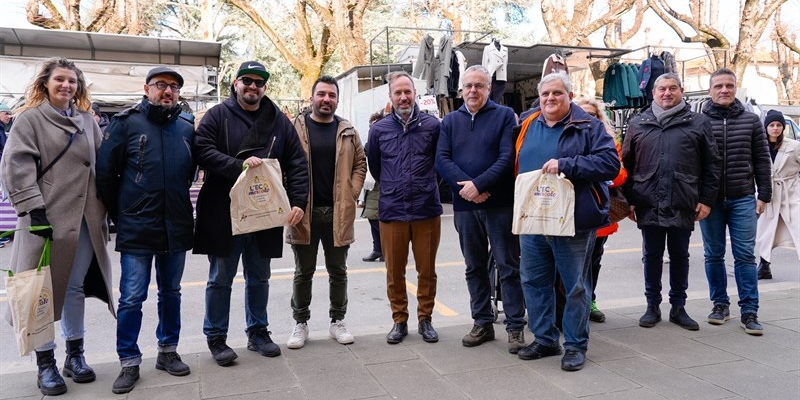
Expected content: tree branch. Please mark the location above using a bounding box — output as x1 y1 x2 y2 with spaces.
224 0 303 68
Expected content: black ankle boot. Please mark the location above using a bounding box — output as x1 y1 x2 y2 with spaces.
36 349 67 396
757 258 772 280
63 338 96 383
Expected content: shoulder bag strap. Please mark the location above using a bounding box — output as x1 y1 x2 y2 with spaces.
37 130 79 181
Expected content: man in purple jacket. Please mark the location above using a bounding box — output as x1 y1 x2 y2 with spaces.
436 65 525 354
367 71 443 345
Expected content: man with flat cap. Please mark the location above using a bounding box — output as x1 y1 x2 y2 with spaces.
97 66 196 394
194 61 308 366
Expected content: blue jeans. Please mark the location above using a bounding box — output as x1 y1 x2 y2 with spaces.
700 195 759 314
37 219 94 352
116 252 186 366
455 208 525 331
204 233 271 338
520 231 595 352
291 207 349 323
641 226 692 306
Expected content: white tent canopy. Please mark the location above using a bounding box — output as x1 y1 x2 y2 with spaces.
0 27 221 110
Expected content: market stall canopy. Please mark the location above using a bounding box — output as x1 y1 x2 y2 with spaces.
0 27 220 67
0 27 221 109
456 42 634 83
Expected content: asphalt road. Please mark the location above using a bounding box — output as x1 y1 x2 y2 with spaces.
1 203 798 373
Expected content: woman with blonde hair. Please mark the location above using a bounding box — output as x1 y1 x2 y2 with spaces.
1 57 115 396
573 96 627 322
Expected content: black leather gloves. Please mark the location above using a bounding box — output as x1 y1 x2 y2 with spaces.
28 208 53 239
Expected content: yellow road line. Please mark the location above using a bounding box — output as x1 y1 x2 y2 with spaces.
405 281 459 317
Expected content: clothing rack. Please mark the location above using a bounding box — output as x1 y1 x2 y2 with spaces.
367 26 492 85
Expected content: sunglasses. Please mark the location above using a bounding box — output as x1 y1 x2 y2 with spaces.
238 77 267 88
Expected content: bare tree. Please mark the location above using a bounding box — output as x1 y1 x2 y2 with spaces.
755 11 800 105
540 0 639 46
646 0 789 80
25 0 166 34
303 0 372 71
224 0 333 99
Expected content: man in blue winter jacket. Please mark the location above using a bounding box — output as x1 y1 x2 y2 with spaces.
367 71 443 345
436 65 525 354
97 66 195 394
514 71 618 371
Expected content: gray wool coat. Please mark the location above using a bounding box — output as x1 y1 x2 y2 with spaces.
1 102 115 321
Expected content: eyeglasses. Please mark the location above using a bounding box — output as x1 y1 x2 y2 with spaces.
148 81 181 92
463 83 487 91
238 77 267 88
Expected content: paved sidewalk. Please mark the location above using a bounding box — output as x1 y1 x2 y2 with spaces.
1 287 798 400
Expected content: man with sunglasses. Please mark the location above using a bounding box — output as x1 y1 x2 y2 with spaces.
98 66 196 394
194 61 308 366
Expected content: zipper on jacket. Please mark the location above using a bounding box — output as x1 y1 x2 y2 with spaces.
722 118 728 200
135 134 147 183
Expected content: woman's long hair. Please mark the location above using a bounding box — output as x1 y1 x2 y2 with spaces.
575 96 614 138
18 57 91 114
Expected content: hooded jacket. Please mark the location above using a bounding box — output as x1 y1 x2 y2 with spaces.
285 113 366 247
97 96 196 254
515 104 620 233
193 92 308 258
701 98 772 203
622 104 721 230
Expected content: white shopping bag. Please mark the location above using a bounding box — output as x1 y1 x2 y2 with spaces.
512 170 575 236
3 232 55 356
229 159 291 235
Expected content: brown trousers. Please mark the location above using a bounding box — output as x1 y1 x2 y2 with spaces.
380 217 441 323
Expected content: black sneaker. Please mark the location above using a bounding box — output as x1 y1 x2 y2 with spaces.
247 328 282 357
156 352 190 376
462 324 495 347
707 304 730 325
207 336 238 366
741 313 764 336
111 366 140 394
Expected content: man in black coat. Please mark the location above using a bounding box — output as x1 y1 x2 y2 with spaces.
98 66 196 394
700 68 772 336
193 61 308 366
623 72 721 332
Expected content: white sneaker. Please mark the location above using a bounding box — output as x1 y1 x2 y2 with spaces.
287 322 309 349
329 320 355 344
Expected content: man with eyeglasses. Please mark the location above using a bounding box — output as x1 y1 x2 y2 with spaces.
435 65 525 354
194 61 308 366
98 66 196 394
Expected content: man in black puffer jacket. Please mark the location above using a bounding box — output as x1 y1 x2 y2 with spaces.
700 68 772 336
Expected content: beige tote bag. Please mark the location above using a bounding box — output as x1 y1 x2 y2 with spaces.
512 170 575 236
3 230 55 356
229 159 291 235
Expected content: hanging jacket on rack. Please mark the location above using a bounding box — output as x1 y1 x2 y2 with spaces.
637 55 665 103
413 34 435 89
482 40 508 81
542 53 569 76
433 36 453 96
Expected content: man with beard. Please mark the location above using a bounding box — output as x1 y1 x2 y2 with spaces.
285 75 366 349
194 61 308 366
98 66 195 393
367 71 443 345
